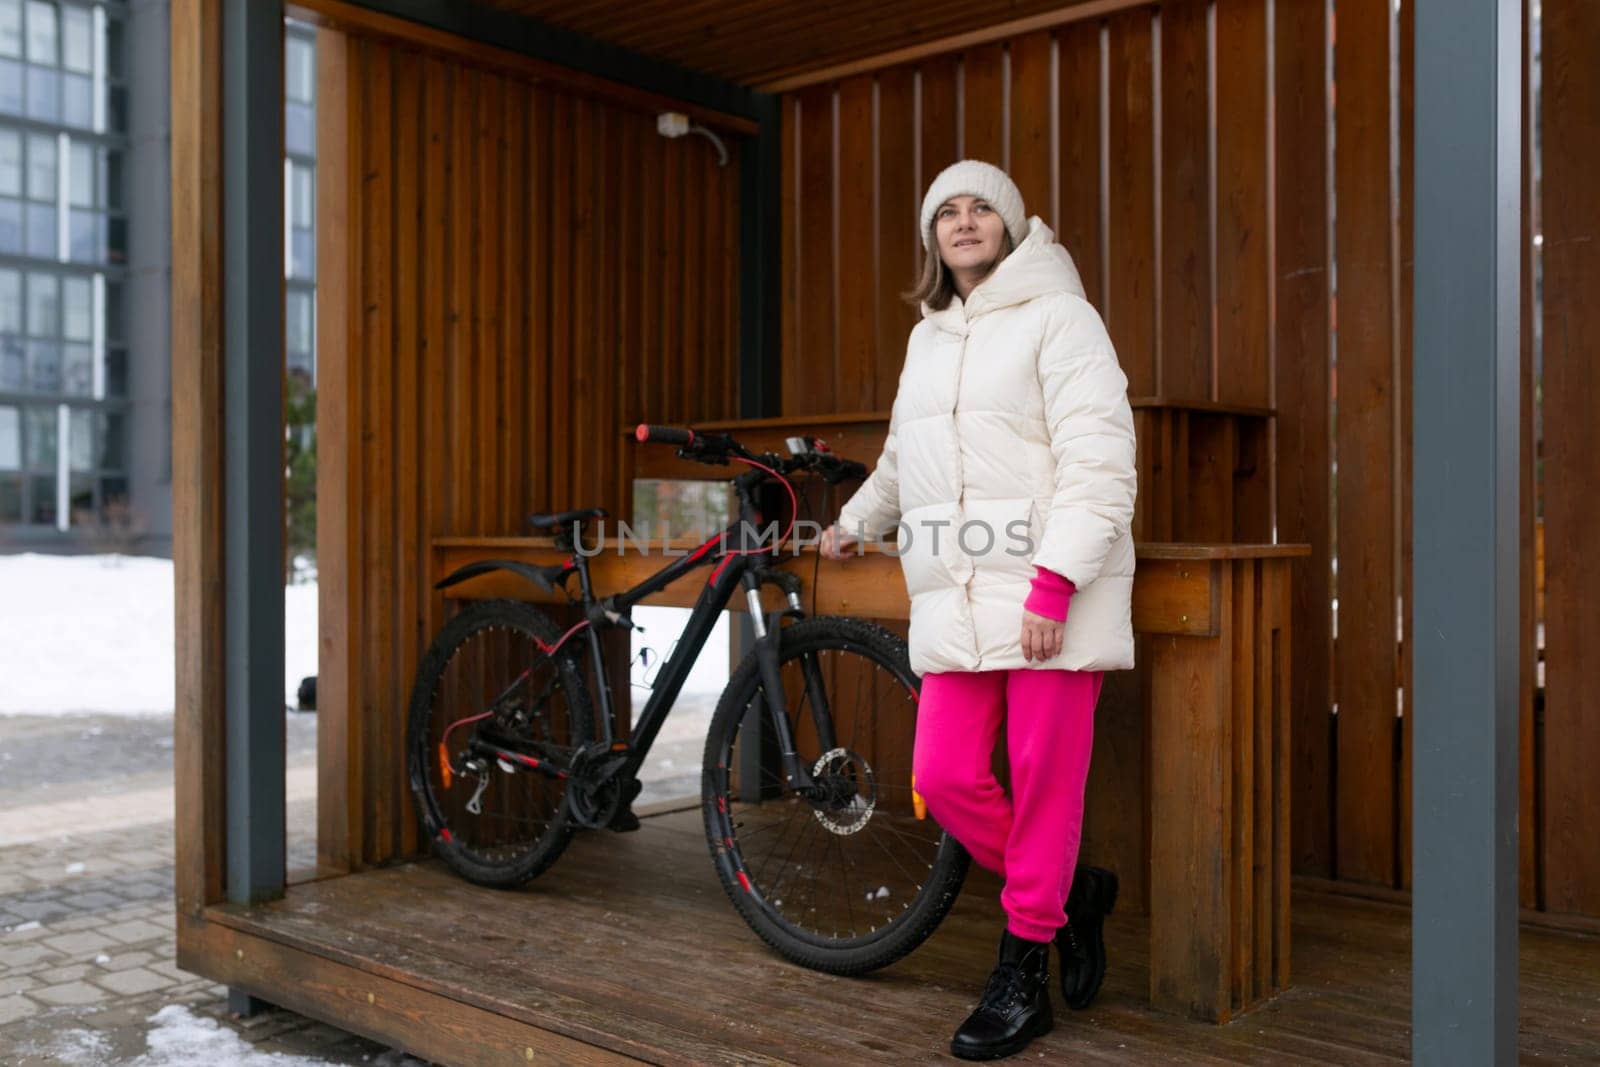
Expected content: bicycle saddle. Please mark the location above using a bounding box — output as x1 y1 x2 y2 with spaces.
526 507 607 531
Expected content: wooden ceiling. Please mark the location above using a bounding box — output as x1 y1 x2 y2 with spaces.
473 0 1114 89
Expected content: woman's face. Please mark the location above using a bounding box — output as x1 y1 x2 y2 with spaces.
934 195 1006 275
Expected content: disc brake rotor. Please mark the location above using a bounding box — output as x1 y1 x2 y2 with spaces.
810 747 876 836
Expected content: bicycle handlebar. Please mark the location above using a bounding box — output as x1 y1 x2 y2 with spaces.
632 422 866 485
634 423 694 446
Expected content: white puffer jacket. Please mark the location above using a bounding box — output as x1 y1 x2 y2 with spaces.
837 216 1138 675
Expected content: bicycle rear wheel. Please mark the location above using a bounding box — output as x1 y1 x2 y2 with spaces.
406 599 592 888
703 615 969 975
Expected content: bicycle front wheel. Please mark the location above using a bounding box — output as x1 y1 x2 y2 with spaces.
703 615 969 975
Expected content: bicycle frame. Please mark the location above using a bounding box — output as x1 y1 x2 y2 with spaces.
557 470 835 798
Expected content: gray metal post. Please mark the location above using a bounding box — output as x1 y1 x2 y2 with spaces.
222 0 285 908
1411 1 1521 1063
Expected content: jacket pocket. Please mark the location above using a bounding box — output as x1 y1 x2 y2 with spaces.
894 501 970 597
958 496 1038 583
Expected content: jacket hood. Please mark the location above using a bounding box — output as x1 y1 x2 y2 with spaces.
922 215 1086 330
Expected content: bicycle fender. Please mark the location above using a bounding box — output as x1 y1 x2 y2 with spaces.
433 558 569 596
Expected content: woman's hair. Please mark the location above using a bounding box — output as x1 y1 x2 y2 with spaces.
902 227 1017 311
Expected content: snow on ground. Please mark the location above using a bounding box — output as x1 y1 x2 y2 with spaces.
0 553 317 716
24 1005 428 1066
0 554 726 719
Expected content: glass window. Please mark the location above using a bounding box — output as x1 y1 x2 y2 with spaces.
0 196 18 252
61 5 89 73
285 100 313 156
0 1 18 59
61 339 87 394
103 345 124 396
97 409 121 468
62 273 87 338
287 288 312 356
26 64 56 121
27 130 51 198
68 138 89 204
67 206 97 260
0 127 18 194
25 338 56 390
0 58 20 113
25 200 52 255
61 69 86 126
0 335 18 388
103 277 120 339
289 228 312 281
0 404 17 468
0 267 19 331
286 36 314 103
24 402 53 466
28 471 53 522
25 1 54 65
290 162 312 228
104 16 120 79
67 406 90 469
27 270 55 334
0 474 19 520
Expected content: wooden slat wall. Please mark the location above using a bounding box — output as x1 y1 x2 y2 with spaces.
771 0 1600 918
317 28 741 870
1537 0 1600 919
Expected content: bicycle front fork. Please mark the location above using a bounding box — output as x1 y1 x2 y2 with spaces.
742 568 836 798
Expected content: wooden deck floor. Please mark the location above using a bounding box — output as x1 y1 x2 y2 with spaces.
199 803 1600 1065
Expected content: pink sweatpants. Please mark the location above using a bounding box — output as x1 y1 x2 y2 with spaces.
911 668 1104 942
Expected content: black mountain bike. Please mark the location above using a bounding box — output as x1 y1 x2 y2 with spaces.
405 425 971 974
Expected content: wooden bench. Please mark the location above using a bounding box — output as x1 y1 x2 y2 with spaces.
432 534 1308 1022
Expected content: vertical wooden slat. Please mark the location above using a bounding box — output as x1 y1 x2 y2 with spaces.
1158 0 1212 403
875 67 917 408
660 118 686 427
1056 19 1103 311
546 92 572 506
315 27 360 876
836 75 875 408
779 96 798 419
918 53 960 183
1105 10 1156 395
1332 0 1399 888
640 101 663 426
1539 0 1600 918
392 46 423 862
960 43 1004 166
172 0 226 908
1516 0 1538 911
360 41 395 865
421 53 449 742
1396 0 1415 893
1006 31 1052 221
678 120 702 425
502 80 529 533
1274 0 1333 880
794 85 835 415
1231 561 1256 1011
1214 0 1269 410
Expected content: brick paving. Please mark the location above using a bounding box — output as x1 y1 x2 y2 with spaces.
0 713 434 1065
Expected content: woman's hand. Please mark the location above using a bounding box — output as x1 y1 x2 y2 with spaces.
1020 609 1064 662
819 523 860 561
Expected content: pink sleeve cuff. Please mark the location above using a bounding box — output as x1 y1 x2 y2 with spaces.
1024 566 1077 622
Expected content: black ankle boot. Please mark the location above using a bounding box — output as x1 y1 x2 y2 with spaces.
1056 865 1119 1010
950 929 1054 1061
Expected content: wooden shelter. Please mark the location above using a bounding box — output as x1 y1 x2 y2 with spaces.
170 0 1599 1062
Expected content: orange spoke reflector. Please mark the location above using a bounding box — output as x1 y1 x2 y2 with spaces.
438 742 453 790
912 772 926 821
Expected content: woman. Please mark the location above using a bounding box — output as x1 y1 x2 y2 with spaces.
820 159 1137 1060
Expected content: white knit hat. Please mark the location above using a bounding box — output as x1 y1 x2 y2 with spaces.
919 159 1029 252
